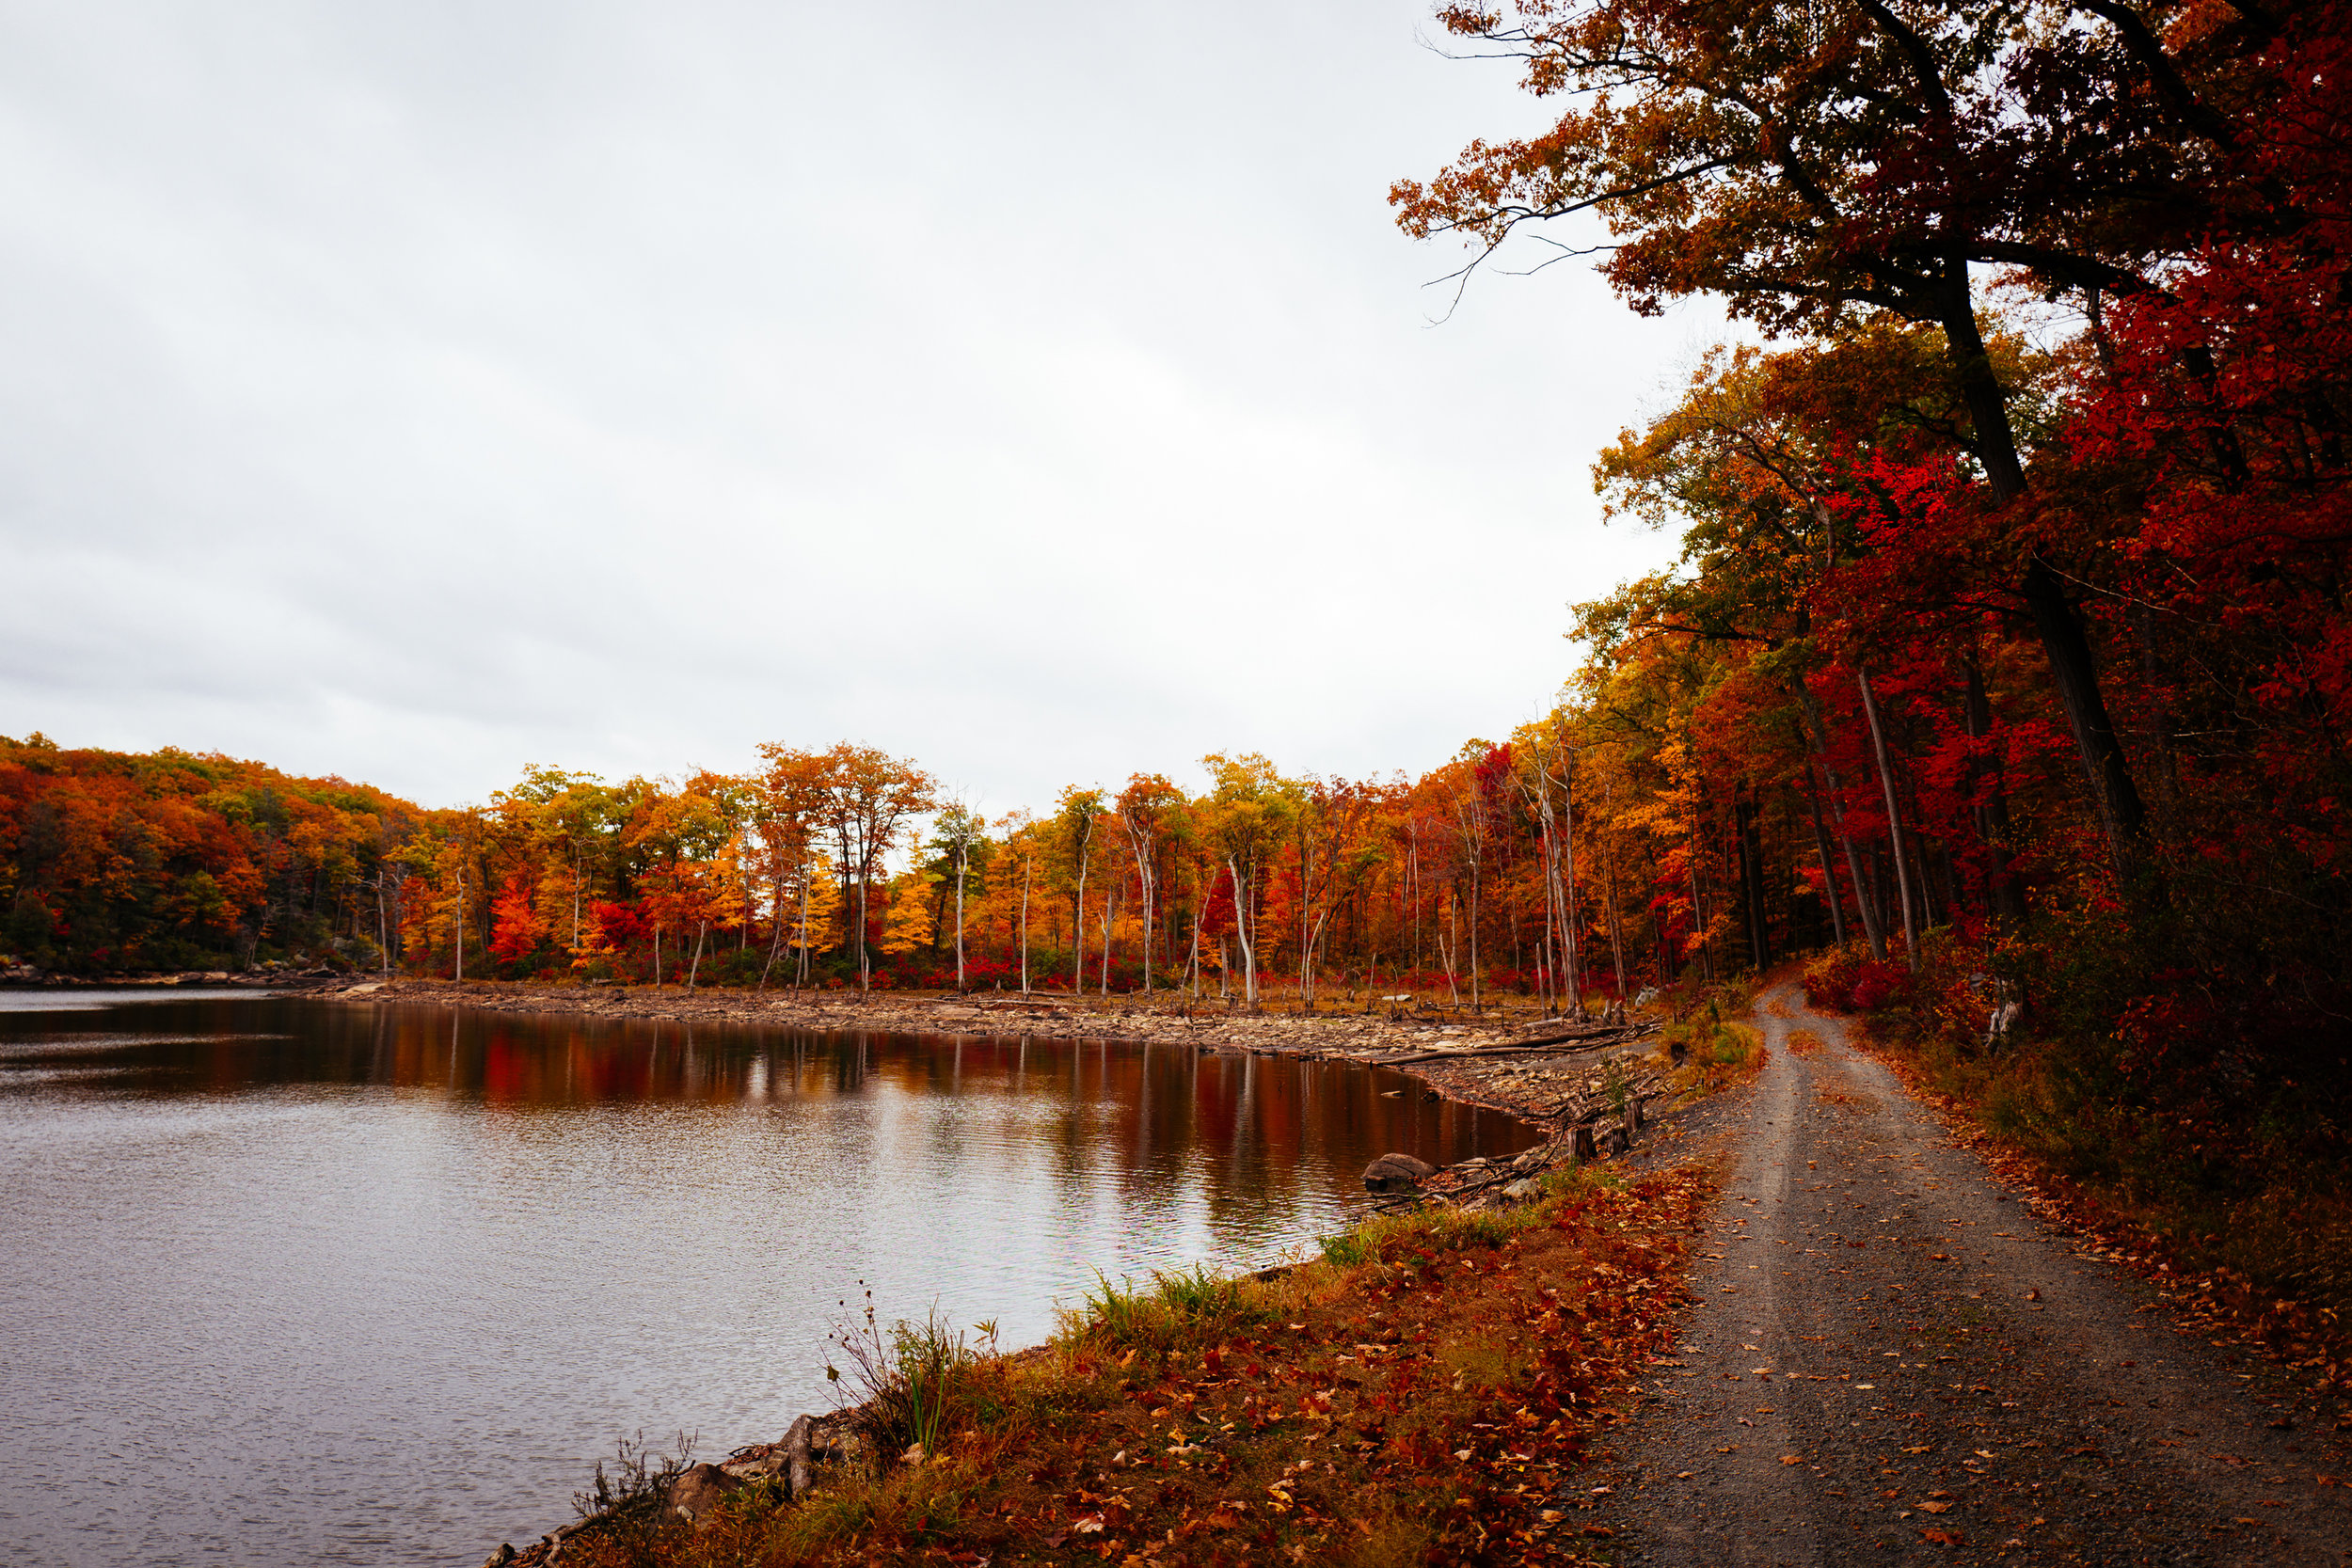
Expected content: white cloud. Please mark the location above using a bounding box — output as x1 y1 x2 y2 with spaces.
0 0 1712 813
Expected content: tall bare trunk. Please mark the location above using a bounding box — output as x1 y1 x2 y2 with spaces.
1019 856 1032 994
1097 885 1118 994
1856 667 1921 972
1801 762 1849 946
1798 685 1886 960
1071 844 1088 994
1227 854 1257 1006
953 842 968 990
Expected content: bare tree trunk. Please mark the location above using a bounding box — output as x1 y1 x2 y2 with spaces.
1798 685 1887 960
1097 884 1119 994
1467 858 1483 1009
1071 842 1088 995
1801 762 1849 947
856 875 869 992
797 860 812 990
1856 667 1921 972
1227 854 1257 1006
1019 855 1032 994
1186 865 1207 1000
953 840 968 990
759 869 786 991
688 920 707 990
1438 890 1460 1005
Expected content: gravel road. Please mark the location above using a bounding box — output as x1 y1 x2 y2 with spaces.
1572 986 2352 1565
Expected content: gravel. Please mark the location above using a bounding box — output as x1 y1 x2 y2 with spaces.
1568 986 2352 1566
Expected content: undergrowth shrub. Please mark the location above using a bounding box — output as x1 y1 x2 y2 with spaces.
827 1294 983 1467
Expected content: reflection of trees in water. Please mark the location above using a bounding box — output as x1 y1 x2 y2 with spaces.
49 1002 1539 1215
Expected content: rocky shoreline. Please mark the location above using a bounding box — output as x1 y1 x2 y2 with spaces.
317 976 1667 1126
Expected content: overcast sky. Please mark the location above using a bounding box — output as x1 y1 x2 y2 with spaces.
0 0 1720 816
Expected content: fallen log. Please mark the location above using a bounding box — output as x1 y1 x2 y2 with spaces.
1370 1021 1658 1067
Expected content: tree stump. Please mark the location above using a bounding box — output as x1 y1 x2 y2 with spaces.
1570 1124 1597 1162
785 1413 816 1500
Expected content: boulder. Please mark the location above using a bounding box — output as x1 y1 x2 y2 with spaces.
666 1462 742 1524
1500 1178 1543 1203
1362 1153 1435 1194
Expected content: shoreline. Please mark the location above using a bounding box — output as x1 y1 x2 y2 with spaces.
323 975 1665 1132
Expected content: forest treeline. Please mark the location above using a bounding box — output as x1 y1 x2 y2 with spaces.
0 731 1686 1008
5 4 2347 1225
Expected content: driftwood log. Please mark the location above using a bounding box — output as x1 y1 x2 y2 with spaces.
1371 1021 1658 1068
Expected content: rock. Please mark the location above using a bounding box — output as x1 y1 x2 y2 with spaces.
1500 1177 1543 1203
1511 1148 1546 1175
1362 1152 1435 1194
481 1547 516 1568
666 1462 742 1523
785 1412 818 1497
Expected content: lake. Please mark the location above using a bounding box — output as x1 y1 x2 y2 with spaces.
0 990 1536 1566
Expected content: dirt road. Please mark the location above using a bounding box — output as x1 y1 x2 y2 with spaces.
1576 987 2351 1565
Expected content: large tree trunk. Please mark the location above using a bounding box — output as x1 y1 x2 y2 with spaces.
2023 560 2152 873
1942 262 2151 887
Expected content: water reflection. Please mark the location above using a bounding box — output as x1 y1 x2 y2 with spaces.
0 995 1534 1567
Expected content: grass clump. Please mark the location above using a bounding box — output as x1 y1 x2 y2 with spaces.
826 1291 993 1466
1060 1261 1279 1354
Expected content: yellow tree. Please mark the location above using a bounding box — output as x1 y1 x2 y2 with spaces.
757 742 935 991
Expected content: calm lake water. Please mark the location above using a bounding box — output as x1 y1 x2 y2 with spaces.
0 990 1536 1567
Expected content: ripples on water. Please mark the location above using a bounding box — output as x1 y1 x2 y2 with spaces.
0 990 1537 1567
